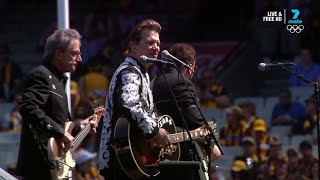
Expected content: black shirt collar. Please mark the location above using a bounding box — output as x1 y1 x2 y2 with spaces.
44 61 68 84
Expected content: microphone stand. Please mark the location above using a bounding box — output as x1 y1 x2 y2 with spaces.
159 64 215 180
281 66 320 178
176 70 224 180
158 64 196 155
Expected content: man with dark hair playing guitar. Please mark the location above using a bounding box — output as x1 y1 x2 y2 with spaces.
152 43 222 179
99 19 169 180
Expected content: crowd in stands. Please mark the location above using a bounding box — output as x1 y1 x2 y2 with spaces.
1 0 320 179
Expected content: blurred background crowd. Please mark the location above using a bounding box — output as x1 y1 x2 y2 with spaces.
0 0 320 179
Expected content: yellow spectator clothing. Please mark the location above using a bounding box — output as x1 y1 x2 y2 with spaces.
265 156 287 175
9 114 21 133
302 114 317 135
220 124 248 146
241 116 266 135
76 167 99 180
201 84 227 108
299 156 318 170
254 135 269 159
71 81 81 118
84 72 109 103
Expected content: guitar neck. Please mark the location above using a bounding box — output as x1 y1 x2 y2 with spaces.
70 118 95 154
168 129 206 144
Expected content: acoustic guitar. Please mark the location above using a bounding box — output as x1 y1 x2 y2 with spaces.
113 115 215 180
47 99 104 180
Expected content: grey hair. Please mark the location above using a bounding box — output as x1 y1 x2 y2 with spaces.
43 29 81 60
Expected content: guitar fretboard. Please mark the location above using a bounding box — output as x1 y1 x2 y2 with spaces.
168 129 206 144
70 117 95 154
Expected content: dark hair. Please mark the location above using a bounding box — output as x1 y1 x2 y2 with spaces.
239 100 256 115
279 88 291 97
300 140 312 150
168 43 196 68
126 19 161 51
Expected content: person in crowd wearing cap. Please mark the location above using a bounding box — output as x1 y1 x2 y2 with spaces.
232 136 260 180
300 95 318 135
0 42 23 101
299 140 318 179
265 135 285 176
239 100 266 136
271 89 306 129
75 149 103 180
231 160 249 180
252 119 269 161
220 105 248 146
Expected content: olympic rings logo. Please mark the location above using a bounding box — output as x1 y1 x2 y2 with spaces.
287 25 304 33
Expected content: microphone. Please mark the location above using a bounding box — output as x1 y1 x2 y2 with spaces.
161 50 192 70
140 55 174 65
258 62 296 71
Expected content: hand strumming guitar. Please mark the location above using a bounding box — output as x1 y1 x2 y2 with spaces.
150 128 169 149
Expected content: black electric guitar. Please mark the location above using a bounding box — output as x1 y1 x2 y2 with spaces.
47 99 104 180
113 115 215 180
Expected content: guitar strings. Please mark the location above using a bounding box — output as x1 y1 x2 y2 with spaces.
70 124 92 154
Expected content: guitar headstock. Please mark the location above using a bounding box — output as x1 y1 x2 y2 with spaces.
208 121 219 140
90 99 105 122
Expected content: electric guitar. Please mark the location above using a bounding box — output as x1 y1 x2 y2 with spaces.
48 99 104 180
113 115 217 180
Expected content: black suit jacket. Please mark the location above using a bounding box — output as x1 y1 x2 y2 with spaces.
152 66 204 132
16 61 80 179
152 66 205 161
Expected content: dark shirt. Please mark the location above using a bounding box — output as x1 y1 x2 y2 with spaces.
16 61 80 179
152 65 204 160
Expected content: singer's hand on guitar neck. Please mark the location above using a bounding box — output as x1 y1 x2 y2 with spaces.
79 115 99 133
150 128 169 149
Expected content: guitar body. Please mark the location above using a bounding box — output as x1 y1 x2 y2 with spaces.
48 122 76 180
47 99 105 180
114 115 180 180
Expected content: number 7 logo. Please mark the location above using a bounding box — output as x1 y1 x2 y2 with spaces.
291 9 300 19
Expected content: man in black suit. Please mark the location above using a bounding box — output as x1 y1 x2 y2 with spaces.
16 29 98 180
152 43 221 161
